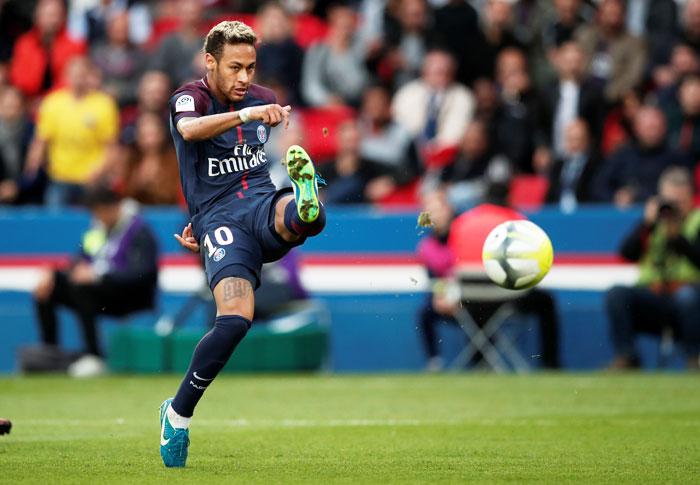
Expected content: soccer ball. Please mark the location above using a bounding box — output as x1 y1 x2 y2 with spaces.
481 220 553 290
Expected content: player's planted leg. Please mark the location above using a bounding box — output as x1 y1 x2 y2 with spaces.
160 277 254 468
284 145 326 237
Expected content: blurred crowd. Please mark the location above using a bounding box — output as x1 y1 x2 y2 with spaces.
1 0 700 211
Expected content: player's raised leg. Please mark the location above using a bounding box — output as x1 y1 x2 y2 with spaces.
160 276 254 467
275 145 326 241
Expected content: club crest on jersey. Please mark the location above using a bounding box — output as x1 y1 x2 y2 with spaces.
175 95 195 112
257 124 267 143
213 247 226 262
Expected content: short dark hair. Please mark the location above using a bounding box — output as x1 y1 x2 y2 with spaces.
204 21 257 61
83 183 122 208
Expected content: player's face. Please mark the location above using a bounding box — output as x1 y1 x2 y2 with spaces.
212 43 257 103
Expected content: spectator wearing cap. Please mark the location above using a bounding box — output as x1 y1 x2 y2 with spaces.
32 183 158 376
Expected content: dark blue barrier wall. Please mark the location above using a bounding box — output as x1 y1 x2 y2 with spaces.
3 205 679 374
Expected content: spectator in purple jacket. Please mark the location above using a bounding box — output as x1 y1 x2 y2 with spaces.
32 183 158 377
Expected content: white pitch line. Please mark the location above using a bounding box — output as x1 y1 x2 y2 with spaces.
9 417 698 435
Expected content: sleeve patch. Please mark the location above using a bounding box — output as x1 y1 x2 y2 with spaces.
175 95 195 113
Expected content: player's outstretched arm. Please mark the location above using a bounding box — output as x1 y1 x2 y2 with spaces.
174 223 200 253
177 104 291 142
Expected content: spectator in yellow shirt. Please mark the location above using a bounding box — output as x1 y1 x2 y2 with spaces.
24 56 118 206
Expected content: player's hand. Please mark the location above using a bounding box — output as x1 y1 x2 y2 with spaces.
174 223 200 253
250 104 291 128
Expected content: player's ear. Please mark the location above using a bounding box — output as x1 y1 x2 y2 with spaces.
204 52 217 72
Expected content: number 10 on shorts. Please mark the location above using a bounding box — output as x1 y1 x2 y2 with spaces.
203 226 234 260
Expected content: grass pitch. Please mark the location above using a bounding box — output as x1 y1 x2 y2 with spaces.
1 373 699 483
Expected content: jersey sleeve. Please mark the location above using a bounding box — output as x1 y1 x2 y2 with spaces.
170 89 209 126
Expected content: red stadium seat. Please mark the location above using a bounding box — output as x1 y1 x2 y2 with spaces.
421 144 459 170
147 16 181 49
508 175 549 210
376 179 420 209
293 14 328 49
298 106 355 162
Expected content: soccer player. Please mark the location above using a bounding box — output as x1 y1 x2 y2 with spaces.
159 21 326 467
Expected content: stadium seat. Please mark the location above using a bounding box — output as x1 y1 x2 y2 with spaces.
447 205 532 372
421 145 459 170
292 14 328 49
376 179 420 209
298 106 355 162
508 175 549 210
146 16 181 50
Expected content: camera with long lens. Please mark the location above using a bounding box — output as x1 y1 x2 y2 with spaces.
658 200 680 220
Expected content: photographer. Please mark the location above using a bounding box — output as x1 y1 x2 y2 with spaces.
605 167 700 370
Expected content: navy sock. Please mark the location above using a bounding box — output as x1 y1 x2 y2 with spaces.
171 315 251 417
284 200 326 237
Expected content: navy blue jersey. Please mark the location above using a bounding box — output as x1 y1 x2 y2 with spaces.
169 78 277 237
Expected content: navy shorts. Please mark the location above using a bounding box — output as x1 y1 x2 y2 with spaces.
199 188 303 291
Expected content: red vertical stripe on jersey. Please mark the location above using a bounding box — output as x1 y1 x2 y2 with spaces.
230 105 247 198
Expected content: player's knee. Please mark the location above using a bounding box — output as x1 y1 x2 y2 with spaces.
217 302 253 320
214 314 252 341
